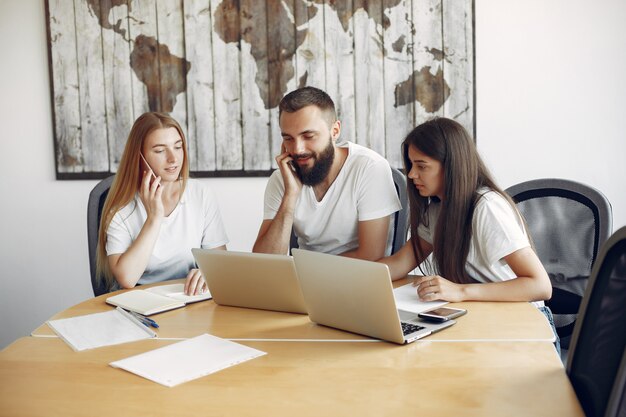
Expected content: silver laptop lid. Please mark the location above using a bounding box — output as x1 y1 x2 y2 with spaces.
192 249 307 314
292 248 410 343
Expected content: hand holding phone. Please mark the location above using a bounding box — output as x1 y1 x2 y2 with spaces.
418 307 467 322
140 153 159 185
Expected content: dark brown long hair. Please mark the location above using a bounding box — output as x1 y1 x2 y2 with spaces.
402 117 522 283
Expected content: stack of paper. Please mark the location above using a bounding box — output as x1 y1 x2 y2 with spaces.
47 307 156 351
110 333 266 387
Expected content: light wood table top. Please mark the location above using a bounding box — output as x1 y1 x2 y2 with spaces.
31 278 555 342
0 336 582 417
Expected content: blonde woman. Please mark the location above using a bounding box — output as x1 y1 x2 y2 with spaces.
96 112 228 295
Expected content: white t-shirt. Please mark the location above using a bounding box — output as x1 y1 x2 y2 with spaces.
106 179 229 285
263 141 402 255
417 189 530 283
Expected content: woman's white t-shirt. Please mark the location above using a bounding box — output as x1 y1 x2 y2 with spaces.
106 179 229 285
417 189 530 283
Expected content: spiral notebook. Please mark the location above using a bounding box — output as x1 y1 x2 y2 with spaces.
106 283 212 316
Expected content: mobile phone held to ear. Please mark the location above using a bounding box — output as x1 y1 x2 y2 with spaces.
139 153 158 182
418 307 467 322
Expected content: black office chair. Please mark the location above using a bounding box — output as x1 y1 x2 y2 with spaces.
566 226 626 417
390 167 409 254
605 348 626 417
87 175 115 296
505 178 612 350
288 167 409 256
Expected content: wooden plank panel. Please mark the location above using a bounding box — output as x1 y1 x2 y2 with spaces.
240 0 271 171
183 0 216 171
127 0 157 118
156 0 189 137
211 0 243 170
323 1 356 144
352 1 385 154
383 0 414 168
442 0 474 134
74 0 108 172
294 1 325 89
100 0 134 172
268 0 298 168
412 0 446 124
48 0 82 174
47 0 474 178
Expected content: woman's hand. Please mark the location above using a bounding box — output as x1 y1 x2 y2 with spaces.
184 268 207 296
413 275 466 302
138 170 164 220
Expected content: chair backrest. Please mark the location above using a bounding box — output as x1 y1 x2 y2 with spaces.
289 167 409 256
605 348 626 417
566 226 626 417
505 178 612 348
390 167 409 254
87 175 115 297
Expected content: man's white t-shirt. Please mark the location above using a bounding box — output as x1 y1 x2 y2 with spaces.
106 179 229 285
417 189 530 283
263 141 402 255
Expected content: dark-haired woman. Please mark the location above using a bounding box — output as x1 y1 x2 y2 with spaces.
380 117 558 345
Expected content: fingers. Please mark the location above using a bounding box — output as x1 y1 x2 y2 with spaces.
184 269 206 296
413 276 441 300
275 150 293 169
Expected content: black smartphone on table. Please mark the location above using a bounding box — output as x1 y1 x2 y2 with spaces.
418 307 467 322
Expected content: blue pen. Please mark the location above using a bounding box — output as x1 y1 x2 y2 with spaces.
129 310 159 328
142 316 159 328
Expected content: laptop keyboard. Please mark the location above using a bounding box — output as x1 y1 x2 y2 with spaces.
401 321 426 336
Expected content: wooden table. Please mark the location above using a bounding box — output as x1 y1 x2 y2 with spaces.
30 279 556 342
0 337 581 417
1 279 581 417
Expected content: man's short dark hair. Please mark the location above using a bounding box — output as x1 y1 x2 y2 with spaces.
279 87 337 126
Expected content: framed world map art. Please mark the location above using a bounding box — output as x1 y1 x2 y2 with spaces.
46 0 474 179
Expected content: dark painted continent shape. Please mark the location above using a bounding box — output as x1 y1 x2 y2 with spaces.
130 35 191 113
215 0 309 109
394 66 450 113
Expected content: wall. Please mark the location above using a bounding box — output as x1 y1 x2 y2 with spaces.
1 0 624 349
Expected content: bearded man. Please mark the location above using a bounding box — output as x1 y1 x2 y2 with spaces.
253 87 401 260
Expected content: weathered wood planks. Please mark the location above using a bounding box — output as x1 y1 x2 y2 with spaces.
47 0 474 178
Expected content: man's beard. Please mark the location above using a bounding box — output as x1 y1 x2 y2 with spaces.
293 138 335 186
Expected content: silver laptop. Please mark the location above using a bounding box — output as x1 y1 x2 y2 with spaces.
192 249 307 314
291 249 455 344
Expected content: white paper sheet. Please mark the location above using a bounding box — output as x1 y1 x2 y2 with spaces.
110 333 266 387
393 283 448 314
47 308 156 351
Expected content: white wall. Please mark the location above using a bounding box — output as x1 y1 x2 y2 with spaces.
476 0 626 220
1 0 624 349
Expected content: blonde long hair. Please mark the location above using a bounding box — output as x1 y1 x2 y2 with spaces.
96 112 189 290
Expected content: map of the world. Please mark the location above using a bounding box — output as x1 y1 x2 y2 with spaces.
47 0 473 178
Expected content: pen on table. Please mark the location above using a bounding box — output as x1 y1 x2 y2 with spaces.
128 310 159 328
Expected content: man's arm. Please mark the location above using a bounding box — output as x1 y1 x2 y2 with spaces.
252 198 297 255
340 216 391 261
253 150 302 255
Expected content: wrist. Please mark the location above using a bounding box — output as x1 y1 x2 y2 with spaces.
144 215 164 229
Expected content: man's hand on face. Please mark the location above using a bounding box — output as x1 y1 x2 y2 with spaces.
276 144 302 199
